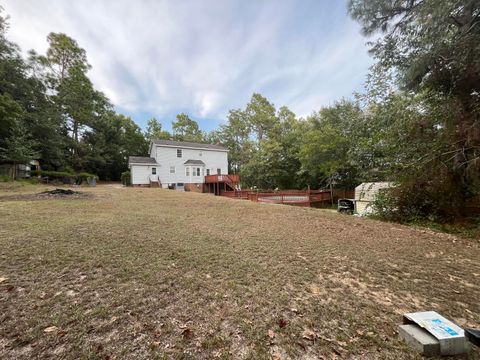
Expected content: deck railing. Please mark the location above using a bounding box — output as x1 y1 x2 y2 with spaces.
221 189 331 206
204 174 240 184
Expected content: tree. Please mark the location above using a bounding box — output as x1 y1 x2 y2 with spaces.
31 32 89 86
0 9 64 171
299 100 362 189
218 109 252 173
172 113 204 142
245 93 276 142
145 117 171 142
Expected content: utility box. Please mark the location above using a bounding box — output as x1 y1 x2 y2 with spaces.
400 311 469 356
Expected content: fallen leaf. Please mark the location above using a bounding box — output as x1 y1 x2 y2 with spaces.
181 328 194 339
278 318 288 328
44 326 58 333
356 329 364 336
0 277 7 283
268 329 276 339
302 330 316 341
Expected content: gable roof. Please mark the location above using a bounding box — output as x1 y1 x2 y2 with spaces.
183 159 206 166
152 139 228 151
128 156 157 165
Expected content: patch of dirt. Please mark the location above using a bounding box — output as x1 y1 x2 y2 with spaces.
0 188 93 202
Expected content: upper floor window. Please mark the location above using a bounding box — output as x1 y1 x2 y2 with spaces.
186 167 190 176
206 169 210 176
177 149 182 158
170 166 175 174
152 167 156 175
199 152 202 157
217 168 221 175
197 167 201 176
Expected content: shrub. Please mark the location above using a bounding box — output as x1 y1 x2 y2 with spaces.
372 177 467 223
31 170 98 184
76 172 99 180
0 175 11 182
121 171 131 186
31 170 75 179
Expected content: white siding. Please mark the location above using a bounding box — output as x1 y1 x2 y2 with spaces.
151 145 228 186
131 165 155 185
354 182 394 216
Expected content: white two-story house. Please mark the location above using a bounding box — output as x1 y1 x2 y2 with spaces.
128 140 229 191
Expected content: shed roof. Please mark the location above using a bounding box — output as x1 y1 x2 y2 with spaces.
128 156 157 165
152 139 227 151
355 182 394 202
184 159 206 165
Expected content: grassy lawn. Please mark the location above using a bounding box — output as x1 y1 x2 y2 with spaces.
0 184 479 359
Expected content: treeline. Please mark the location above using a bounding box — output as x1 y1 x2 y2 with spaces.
0 11 149 181
215 0 480 222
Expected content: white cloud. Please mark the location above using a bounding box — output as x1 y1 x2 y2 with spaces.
2 0 373 125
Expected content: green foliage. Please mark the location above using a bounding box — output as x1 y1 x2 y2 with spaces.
0 9 147 181
349 0 480 221
172 113 204 142
121 171 131 186
0 121 39 180
31 170 97 182
145 117 171 142
299 100 362 188
0 175 11 182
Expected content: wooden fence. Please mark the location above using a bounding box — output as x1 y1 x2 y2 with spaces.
221 189 332 207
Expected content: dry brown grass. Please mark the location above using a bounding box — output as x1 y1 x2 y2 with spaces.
0 184 479 359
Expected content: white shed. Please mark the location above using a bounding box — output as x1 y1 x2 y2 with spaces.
355 182 394 216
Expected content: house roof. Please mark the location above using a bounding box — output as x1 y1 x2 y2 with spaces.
152 139 228 151
183 159 206 166
128 156 157 165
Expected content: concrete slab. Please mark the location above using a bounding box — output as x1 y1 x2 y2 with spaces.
403 311 469 355
399 324 441 357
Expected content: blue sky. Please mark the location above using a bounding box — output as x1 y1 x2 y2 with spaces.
3 0 373 132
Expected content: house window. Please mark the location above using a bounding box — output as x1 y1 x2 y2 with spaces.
217 168 221 175
206 169 210 175
177 149 182 158
152 167 156 175
186 167 190 176
170 166 175 174
199 152 202 157
196 167 201 176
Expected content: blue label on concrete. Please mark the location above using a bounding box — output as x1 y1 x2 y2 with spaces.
428 319 458 337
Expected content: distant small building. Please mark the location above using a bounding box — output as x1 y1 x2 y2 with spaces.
355 182 394 216
0 160 40 179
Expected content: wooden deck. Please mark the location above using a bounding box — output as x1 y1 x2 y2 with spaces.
204 174 239 195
